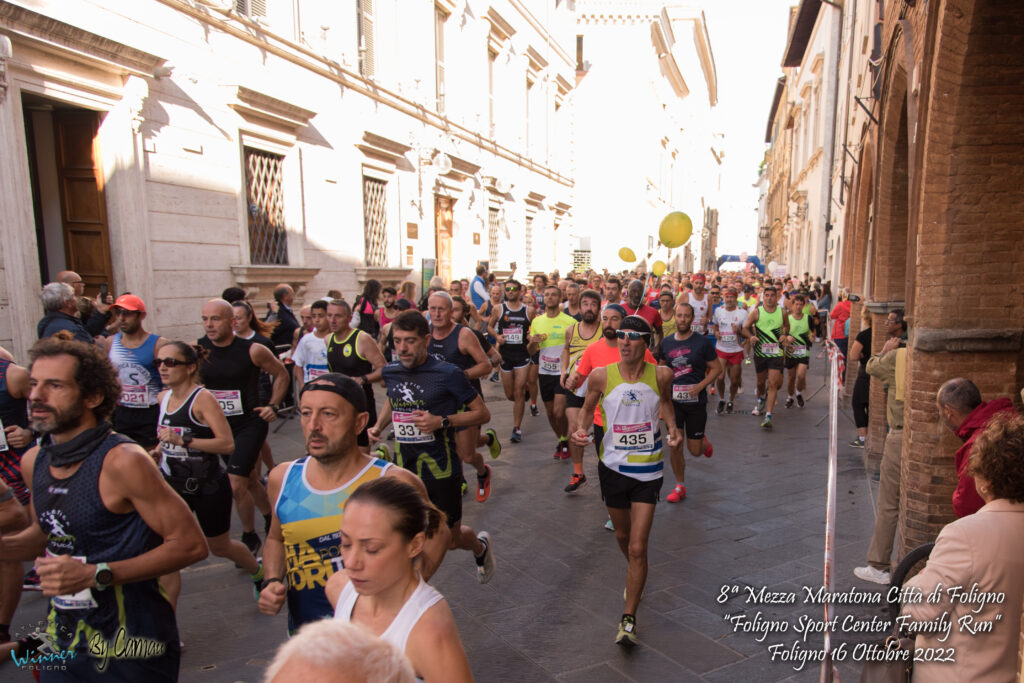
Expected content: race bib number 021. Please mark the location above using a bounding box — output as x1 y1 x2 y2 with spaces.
120 384 156 408
210 389 243 417
612 422 655 451
393 411 434 444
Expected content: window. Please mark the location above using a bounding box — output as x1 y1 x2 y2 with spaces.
357 0 375 78
525 76 533 150
363 177 387 266
488 207 500 264
488 49 497 136
244 148 288 265
525 215 533 271
435 7 448 114
235 0 266 18
576 35 584 71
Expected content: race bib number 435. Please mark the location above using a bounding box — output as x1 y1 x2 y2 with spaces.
612 422 655 451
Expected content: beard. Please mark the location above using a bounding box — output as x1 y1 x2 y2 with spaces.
603 327 618 340
306 430 347 462
30 401 86 435
582 311 598 324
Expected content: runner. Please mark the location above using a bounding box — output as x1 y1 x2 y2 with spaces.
325 299 387 453
563 282 582 321
741 286 790 430
571 316 681 646
487 279 534 443
657 289 677 340
291 299 331 383
0 352 31 644
659 303 720 503
687 274 711 335
377 287 400 332
711 287 749 413
1 332 207 680
369 312 496 583
527 286 577 460
603 277 622 307
289 304 314 356
783 291 815 408
153 341 264 607
103 294 168 451
198 299 290 556
560 289 603 492
622 280 663 347
451 296 502 461
258 373 447 633
425 292 495 503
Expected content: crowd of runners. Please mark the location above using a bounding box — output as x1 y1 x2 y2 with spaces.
0 264 846 680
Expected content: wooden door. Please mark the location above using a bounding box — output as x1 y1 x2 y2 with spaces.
53 110 113 297
434 195 454 284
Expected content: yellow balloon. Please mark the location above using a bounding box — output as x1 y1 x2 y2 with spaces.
651 260 666 276
618 247 636 262
659 212 693 248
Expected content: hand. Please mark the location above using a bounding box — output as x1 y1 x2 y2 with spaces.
666 428 683 448
367 426 383 445
258 581 287 615
571 428 592 448
496 334 506 345
35 555 95 596
255 406 278 423
411 411 441 432
5 425 34 450
564 373 579 391
93 294 112 314
156 427 181 446
529 334 544 344
881 336 901 354
147 445 162 466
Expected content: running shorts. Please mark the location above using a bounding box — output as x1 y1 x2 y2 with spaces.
597 461 662 509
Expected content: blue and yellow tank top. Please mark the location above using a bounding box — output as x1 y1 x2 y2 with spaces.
276 456 391 634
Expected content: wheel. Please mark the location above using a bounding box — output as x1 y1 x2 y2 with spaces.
887 542 935 621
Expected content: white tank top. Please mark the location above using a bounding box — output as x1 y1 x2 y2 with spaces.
333 576 443 655
688 292 710 334
713 307 748 353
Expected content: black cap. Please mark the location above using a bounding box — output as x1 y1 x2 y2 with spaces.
300 373 367 412
620 315 652 335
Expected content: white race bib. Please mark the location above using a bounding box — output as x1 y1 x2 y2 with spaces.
539 349 560 375
210 389 243 417
692 323 707 335
760 342 780 356
306 366 329 381
672 384 699 404
612 422 655 451
120 384 156 408
0 418 7 452
719 333 738 344
393 411 434 444
48 553 99 610
160 426 190 460
790 344 808 357
503 327 523 344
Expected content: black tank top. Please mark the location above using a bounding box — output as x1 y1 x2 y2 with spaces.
499 303 530 355
327 329 375 405
429 324 473 371
197 335 260 429
158 387 225 493
33 430 180 678
0 359 28 456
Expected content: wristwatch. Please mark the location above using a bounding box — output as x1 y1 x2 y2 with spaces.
440 415 451 429
181 432 194 447
94 562 114 591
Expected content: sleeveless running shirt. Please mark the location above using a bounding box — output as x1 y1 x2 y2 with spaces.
334 576 443 654
327 329 375 408
688 292 710 335
598 362 663 481
198 335 261 428
33 430 180 679
428 325 472 372
529 311 576 375
276 456 391 634
110 333 162 408
157 387 225 493
754 305 785 358
713 307 748 354
497 303 530 360
787 314 811 359
0 358 29 504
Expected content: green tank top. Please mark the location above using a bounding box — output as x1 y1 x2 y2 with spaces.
754 305 784 357
787 314 811 359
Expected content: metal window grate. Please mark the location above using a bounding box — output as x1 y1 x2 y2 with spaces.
525 215 533 272
244 148 288 265
363 176 387 266
488 207 500 264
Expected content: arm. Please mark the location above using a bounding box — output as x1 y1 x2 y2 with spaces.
848 338 865 364
526 319 542 355
258 462 290 615
572 367 606 443
0 479 28 533
457 328 491 381
34 444 208 596
865 340 900 381
168 389 235 455
560 323 575 388
486 307 504 343
406 602 474 683
413 394 490 433
251 343 290 419
384 467 448 580
0 449 50 560
741 308 758 340
2 364 35 449
656 365 682 447
357 331 387 385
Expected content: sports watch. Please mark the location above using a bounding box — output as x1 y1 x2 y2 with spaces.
94 562 114 591
440 415 451 429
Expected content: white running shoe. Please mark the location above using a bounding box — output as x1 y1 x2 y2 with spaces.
853 565 890 585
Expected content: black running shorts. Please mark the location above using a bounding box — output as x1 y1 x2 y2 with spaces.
178 471 233 538
538 374 565 402
224 418 269 477
424 475 462 529
564 391 586 410
754 355 785 373
784 355 810 369
597 461 662 509
672 402 708 441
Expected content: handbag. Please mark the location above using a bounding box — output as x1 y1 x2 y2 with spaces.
859 630 914 683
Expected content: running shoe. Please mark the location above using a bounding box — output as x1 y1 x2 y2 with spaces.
726 401 734 414
510 427 522 443
744 357 752 365
604 518 615 531
849 438 865 448
553 441 564 459
703 438 714 458
475 532 496 584
489 371 501 383
853 565 891 585
22 569 41 592
761 414 773 430
485 428 501 458
373 444 391 462
241 531 262 558
785 396 795 409
476 465 492 503
530 403 539 417
716 400 725 415
737 386 745 394
460 473 468 497
796 393 805 408
616 615 638 646
666 485 687 503
559 439 571 459
251 562 264 601
564 473 587 493
708 385 716 396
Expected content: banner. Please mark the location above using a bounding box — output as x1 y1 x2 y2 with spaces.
421 258 436 295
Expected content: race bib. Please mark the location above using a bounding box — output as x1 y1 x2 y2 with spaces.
48 553 99 610
306 366 329 381
120 384 156 408
0 418 7 452
612 422 655 451
210 389 243 417
760 342 780 356
539 350 560 375
503 327 523 344
393 411 434 444
692 323 707 335
672 384 699 404
160 426 190 460
719 333 738 344
790 344 808 357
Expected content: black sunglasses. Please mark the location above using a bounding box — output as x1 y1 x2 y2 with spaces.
154 358 190 368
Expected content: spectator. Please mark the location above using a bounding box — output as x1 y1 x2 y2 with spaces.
937 377 1018 517
829 288 852 357
470 264 489 309
37 282 94 344
270 284 299 348
353 279 382 340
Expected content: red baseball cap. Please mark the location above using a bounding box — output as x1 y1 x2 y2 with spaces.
112 294 146 313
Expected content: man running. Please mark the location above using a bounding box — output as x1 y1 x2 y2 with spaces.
563 282 582 321
622 280 662 346
560 289 603 492
426 292 495 503
370 312 496 583
741 286 790 430
259 373 447 633
572 316 681 646
783 291 815 408
292 299 331 383
528 286 577 459
1 333 207 679
711 287 749 414
325 299 387 453
687 274 711 335
103 294 168 451
487 279 534 443
603 277 623 307
659 303 720 502
199 299 290 556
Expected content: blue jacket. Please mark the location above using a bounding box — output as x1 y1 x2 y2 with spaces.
37 311 94 344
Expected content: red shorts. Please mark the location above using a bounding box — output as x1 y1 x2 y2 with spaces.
716 349 744 365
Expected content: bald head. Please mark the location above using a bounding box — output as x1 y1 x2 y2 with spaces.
274 283 294 306
57 271 85 297
201 299 235 344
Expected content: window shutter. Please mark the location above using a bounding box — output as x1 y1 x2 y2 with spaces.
359 0 375 77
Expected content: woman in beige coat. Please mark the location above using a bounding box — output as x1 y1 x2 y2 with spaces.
900 412 1024 682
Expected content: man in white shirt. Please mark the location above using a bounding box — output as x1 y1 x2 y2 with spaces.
291 300 331 383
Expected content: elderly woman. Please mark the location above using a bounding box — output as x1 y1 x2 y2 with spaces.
899 413 1024 682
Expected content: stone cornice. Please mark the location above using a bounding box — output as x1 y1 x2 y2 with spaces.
912 328 1023 354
